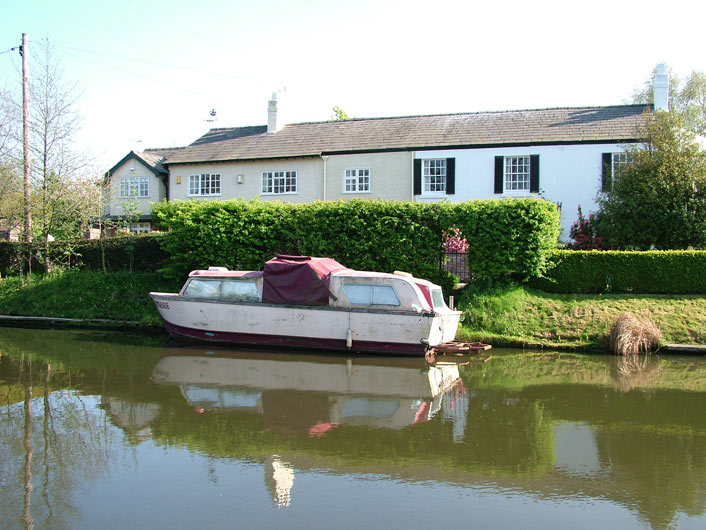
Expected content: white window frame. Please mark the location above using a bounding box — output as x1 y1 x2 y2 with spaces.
343 284 401 307
120 176 149 198
423 159 446 194
504 156 530 193
344 168 371 193
261 170 298 195
612 152 630 176
188 173 221 196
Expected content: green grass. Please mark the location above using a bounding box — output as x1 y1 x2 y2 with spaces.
456 283 706 351
1 271 705 350
0 270 182 326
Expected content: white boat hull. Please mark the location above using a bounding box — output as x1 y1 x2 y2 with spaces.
150 293 461 355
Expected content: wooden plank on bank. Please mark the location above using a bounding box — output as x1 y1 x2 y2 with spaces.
664 344 706 354
0 314 141 328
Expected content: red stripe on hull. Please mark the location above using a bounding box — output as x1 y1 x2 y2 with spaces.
162 321 427 356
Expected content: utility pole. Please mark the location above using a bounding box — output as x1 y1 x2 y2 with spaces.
21 33 31 242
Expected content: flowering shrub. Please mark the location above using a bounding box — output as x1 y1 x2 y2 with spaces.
443 226 469 253
569 205 604 250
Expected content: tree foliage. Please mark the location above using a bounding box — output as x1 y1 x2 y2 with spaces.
632 65 706 135
595 111 706 249
1 37 99 243
330 106 350 121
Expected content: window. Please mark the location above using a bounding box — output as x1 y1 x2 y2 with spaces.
343 284 401 306
494 155 539 194
344 168 370 192
221 280 260 301
414 158 455 195
182 278 260 301
262 171 297 194
189 174 221 196
504 156 530 191
120 176 149 198
423 159 446 193
602 152 631 192
612 152 630 175
182 279 222 299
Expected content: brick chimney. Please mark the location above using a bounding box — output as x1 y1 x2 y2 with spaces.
653 63 669 111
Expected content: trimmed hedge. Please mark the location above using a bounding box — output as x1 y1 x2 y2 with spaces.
0 234 168 275
530 250 706 294
152 198 560 286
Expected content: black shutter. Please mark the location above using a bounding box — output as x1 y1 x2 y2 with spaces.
445 158 455 195
413 159 421 195
494 156 504 194
601 152 612 192
529 154 540 193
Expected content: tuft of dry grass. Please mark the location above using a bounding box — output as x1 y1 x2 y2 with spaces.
608 313 662 355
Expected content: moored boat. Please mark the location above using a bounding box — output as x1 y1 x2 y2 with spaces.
150 255 462 355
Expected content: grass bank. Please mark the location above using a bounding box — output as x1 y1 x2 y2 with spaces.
0 270 181 327
455 283 706 351
1 271 704 351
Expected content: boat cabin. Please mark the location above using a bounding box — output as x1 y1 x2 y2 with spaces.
177 255 450 314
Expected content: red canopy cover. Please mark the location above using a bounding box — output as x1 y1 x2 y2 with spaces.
261 255 348 306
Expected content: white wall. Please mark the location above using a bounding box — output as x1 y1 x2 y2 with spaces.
416 143 632 240
168 158 323 203
106 159 166 217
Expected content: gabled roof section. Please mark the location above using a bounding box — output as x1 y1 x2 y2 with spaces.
105 147 185 178
165 105 652 165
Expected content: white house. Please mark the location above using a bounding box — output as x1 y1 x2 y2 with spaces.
105 69 668 240
103 147 182 234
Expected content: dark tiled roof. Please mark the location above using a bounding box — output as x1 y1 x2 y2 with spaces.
137 147 184 174
106 147 185 178
165 105 651 165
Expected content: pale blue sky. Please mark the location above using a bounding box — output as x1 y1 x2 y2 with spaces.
2 0 704 172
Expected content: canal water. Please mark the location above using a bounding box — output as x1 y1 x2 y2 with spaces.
1 328 705 530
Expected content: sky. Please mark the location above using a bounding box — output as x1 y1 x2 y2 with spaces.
2 0 705 173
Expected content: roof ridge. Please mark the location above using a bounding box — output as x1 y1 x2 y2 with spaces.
143 146 185 152
285 104 652 127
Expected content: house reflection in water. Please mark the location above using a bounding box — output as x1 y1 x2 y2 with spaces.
265 456 295 508
152 351 467 507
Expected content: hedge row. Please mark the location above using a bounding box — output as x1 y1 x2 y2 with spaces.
530 250 706 294
152 198 561 286
0 234 168 275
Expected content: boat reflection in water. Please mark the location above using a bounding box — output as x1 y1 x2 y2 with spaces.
152 348 469 507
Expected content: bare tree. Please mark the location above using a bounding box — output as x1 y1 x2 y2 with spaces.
1 37 100 269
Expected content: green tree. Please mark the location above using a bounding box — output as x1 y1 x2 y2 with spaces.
595 111 706 249
331 106 350 121
632 65 706 135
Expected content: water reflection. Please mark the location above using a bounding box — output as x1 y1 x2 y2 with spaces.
1 328 706 530
151 349 469 506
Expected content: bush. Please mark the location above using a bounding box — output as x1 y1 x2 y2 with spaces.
530 250 706 293
0 234 168 275
152 198 560 283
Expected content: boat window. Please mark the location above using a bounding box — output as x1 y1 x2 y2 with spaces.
343 284 401 306
431 288 446 310
183 279 222 299
221 280 260 301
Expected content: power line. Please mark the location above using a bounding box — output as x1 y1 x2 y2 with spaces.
55 44 281 85
58 49 212 98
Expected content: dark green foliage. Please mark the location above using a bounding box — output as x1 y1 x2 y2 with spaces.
595 111 706 249
0 234 168 275
451 199 561 282
152 198 560 284
530 250 706 293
